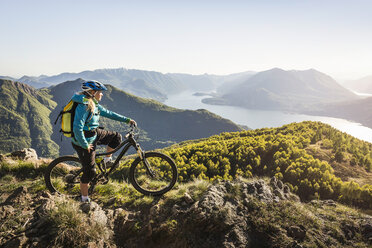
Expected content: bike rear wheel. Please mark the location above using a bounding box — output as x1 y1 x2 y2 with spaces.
44 156 82 196
129 152 178 196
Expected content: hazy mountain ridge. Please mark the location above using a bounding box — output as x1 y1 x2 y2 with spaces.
7 68 256 101
203 68 359 112
167 71 256 92
14 68 186 102
342 75 372 94
306 96 372 129
0 79 242 157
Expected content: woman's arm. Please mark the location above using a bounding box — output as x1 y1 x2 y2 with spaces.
98 104 131 123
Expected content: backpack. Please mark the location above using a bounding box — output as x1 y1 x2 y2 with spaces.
54 100 91 138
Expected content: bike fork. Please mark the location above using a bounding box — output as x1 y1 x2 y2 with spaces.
136 144 156 178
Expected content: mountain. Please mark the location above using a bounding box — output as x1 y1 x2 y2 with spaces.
17 76 51 89
0 80 59 157
13 68 186 101
342 75 372 94
0 76 16 81
168 71 256 92
0 79 242 157
306 96 372 129
167 73 216 91
203 68 359 112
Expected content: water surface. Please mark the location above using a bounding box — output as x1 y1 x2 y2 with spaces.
165 91 372 143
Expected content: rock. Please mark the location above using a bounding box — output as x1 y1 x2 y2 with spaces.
198 185 225 213
288 240 303 248
274 189 285 200
114 208 125 217
184 192 194 204
10 148 38 160
107 197 116 205
270 176 278 186
88 202 108 226
283 185 291 193
287 225 306 240
172 204 181 215
87 239 105 248
361 222 372 239
343 223 358 240
277 180 283 189
80 202 92 213
246 183 257 194
323 200 337 207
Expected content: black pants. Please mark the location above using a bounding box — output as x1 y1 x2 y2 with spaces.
72 128 122 183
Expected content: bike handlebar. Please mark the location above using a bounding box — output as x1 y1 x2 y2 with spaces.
125 123 139 139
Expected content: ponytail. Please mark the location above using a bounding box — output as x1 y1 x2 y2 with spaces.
79 91 96 113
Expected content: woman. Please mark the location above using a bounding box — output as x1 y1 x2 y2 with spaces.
71 80 136 203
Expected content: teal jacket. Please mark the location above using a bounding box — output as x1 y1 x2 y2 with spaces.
71 94 131 149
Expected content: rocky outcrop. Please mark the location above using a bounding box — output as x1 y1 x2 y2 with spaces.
1 190 114 248
0 148 38 161
114 178 301 248
1 178 371 248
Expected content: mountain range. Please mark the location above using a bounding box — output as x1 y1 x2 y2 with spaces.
6 67 372 130
203 68 360 112
341 75 372 94
2 68 257 102
0 79 242 157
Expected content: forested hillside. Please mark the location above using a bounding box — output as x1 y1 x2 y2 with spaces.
0 79 242 157
115 121 372 208
0 80 59 157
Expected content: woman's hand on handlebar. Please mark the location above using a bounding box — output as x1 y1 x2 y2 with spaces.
129 119 137 127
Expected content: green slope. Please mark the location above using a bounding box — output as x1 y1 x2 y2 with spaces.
151 121 371 208
0 80 59 157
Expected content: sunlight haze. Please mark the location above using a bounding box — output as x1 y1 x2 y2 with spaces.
1 0 371 80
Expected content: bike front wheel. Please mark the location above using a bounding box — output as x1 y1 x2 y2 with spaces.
129 152 178 196
44 156 83 196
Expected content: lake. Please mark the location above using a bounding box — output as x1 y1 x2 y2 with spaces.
164 91 372 143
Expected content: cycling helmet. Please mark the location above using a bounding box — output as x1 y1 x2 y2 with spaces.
82 80 107 91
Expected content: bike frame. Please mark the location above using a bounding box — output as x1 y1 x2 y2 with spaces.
95 131 146 176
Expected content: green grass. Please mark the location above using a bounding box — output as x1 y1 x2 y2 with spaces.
0 160 48 179
46 198 111 248
164 179 211 204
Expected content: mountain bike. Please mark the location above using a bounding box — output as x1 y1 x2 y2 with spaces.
44 125 178 196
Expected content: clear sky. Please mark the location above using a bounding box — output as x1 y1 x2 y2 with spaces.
1 0 371 80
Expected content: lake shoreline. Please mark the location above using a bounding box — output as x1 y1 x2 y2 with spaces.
165 91 372 143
